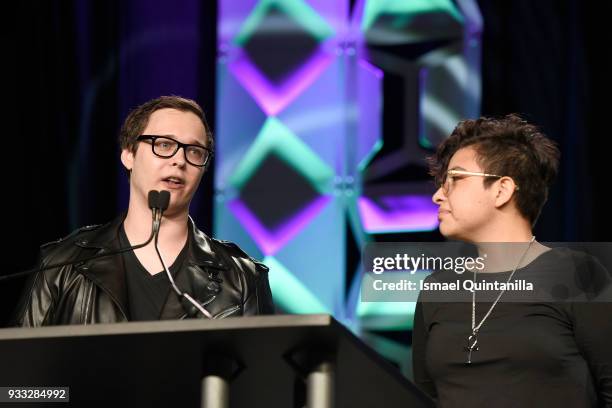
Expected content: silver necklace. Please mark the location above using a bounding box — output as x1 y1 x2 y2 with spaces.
465 236 536 364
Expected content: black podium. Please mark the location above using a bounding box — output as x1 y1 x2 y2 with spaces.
0 314 434 407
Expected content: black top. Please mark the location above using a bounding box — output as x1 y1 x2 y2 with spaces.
119 224 188 321
412 247 612 407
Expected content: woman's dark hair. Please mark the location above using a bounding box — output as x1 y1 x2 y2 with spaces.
427 114 560 226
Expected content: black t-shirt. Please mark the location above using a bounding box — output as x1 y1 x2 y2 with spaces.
119 224 188 321
412 247 612 407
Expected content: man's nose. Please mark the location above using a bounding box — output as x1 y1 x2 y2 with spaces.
171 148 187 167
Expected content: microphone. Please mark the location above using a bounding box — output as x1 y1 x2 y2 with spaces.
150 190 162 238
148 190 160 212
0 190 165 283
158 190 170 211
151 191 213 319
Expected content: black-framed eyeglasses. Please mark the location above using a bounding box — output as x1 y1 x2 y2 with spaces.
136 135 212 168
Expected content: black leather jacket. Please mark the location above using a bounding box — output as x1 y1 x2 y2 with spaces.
12 214 274 326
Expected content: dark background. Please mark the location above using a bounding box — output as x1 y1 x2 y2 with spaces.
3 0 609 327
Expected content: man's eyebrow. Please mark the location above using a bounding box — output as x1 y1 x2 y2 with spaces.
161 134 206 147
187 140 207 147
448 166 467 171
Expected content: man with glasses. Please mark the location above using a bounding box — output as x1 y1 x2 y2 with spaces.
13 96 274 326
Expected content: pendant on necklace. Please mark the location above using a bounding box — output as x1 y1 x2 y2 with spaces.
464 333 479 364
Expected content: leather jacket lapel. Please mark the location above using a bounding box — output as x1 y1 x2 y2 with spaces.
74 214 130 320
158 263 219 319
159 217 229 319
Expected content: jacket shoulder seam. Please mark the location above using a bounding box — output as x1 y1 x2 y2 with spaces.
212 239 269 275
40 224 103 251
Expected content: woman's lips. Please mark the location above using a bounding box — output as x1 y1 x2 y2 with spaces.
438 210 451 220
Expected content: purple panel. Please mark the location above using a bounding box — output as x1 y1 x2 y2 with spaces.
219 0 260 44
229 195 331 255
306 0 350 35
357 195 439 233
228 47 334 116
220 1 349 44
357 59 383 165
277 57 344 173
350 0 367 40
216 64 268 189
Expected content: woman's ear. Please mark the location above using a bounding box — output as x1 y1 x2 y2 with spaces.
494 177 518 208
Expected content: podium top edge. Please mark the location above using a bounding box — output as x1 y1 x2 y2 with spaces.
0 314 336 340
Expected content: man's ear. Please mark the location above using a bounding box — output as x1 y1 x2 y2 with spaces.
120 148 134 172
494 177 518 208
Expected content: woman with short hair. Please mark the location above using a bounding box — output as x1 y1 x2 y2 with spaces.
412 115 612 407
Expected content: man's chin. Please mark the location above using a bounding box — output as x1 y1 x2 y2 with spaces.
161 204 189 218
157 190 192 211
159 196 190 217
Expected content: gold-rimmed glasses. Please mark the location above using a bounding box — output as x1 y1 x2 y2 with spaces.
440 169 519 195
